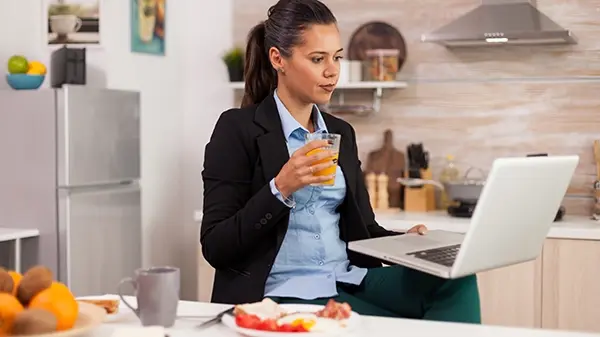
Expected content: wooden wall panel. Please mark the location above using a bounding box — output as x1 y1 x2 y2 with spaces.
232 0 600 215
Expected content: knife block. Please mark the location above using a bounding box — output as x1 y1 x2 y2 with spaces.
404 168 436 212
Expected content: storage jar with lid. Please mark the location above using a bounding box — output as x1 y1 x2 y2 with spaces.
364 49 400 81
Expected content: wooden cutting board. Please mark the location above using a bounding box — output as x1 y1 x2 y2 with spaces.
364 130 406 208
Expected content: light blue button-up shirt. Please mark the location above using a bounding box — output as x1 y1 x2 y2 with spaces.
264 90 367 300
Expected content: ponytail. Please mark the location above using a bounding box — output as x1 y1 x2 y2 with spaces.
241 22 277 108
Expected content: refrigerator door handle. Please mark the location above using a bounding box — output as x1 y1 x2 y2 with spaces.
57 180 140 194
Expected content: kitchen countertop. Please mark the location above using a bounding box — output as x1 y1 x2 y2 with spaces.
375 210 600 241
0 228 39 242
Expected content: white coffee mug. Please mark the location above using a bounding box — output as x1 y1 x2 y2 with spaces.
50 14 82 34
338 60 350 84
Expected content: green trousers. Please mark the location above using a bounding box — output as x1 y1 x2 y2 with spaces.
269 265 481 323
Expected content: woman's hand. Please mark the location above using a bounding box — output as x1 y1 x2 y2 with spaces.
406 224 428 235
274 140 336 198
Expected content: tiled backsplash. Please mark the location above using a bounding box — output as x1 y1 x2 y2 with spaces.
232 0 600 215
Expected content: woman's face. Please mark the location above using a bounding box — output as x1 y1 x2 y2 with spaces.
271 23 343 105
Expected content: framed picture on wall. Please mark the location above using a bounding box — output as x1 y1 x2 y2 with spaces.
130 0 166 56
45 0 101 46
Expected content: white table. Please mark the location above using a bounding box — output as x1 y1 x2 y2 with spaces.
0 228 39 273
89 296 600 336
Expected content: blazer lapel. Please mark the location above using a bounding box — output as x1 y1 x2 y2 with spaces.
254 95 290 182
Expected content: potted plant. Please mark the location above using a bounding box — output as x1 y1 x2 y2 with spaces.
222 47 244 82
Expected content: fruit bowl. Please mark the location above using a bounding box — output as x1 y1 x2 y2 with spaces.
21 302 106 337
1 266 103 336
6 74 45 90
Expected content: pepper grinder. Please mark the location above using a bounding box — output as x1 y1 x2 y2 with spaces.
377 174 389 210
366 172 378 209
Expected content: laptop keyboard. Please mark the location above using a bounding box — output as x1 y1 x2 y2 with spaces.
406 244 461 267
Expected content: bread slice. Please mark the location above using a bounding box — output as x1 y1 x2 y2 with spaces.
233 298 286 320
79 299 120 314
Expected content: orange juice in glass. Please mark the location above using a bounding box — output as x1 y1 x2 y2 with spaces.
305 133 341 186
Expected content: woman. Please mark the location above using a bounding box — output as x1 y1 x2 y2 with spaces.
201 0 481 323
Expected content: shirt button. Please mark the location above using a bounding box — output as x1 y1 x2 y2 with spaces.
308 208 315 214
315 234 320 240
318 261 324 266
327 274 332 279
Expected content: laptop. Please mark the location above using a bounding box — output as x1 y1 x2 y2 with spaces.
348 155 579 279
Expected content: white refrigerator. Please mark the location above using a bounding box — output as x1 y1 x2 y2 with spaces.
0 85 142 296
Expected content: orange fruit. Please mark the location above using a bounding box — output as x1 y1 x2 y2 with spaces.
0 293 24 334
28 283 78 331
7 271 22 297
49 281 71 294
27 61 46 75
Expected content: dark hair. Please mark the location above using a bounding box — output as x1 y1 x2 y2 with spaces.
241 0 337 108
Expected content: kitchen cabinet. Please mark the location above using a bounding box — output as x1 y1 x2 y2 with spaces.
475 239 600 333
541 239 600 333
477 257 542 328
373 212 600 332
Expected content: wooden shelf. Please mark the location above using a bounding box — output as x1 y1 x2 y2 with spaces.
228 81 407 114
228 81 407 90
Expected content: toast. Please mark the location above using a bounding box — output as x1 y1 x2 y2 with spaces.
233 298 287 320
79 298 120 314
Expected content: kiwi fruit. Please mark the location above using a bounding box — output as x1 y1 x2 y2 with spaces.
11 308 57 335
16 266 53 305
0 267 14 294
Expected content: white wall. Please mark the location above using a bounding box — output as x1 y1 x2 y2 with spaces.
0 0 232 301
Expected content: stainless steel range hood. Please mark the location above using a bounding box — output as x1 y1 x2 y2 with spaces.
421 0 577 47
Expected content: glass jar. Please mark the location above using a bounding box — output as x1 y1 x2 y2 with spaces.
364 49 400 81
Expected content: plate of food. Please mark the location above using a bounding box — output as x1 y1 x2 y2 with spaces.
221 298 358 336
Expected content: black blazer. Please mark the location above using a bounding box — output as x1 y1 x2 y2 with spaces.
200 94 399 304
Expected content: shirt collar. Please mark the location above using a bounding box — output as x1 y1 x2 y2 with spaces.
273 89 327 141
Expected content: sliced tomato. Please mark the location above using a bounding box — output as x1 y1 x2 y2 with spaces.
235 314 262 330
257 318 279 331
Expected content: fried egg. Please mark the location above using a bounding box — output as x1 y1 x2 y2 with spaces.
277 313 345 333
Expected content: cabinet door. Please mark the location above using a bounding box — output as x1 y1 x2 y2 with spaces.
542 239 600 333
477 257 542 328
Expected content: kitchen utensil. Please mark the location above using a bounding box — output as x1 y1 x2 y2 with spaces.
195 307 234 330
406 143 429 179
442 167 486 203
347 21 407 72
397 177 445 190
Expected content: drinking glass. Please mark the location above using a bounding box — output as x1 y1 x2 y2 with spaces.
304 133 341 186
